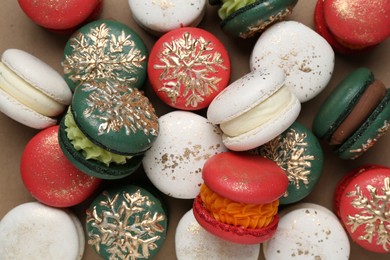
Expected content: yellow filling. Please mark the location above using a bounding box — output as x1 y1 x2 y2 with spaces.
200 184 279 229
219 0 257 19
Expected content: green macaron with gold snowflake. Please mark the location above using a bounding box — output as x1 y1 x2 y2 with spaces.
58 79 159 179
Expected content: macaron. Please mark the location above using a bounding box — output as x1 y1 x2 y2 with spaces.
63 19 148 92
18 0 103 33
251 121 324 204
0 202 85 259
86 184 168 259
312 67 390 159
193 151 289 244
143 110 228 199
0 49 71 129
250 21 335 103
175 209 261 260
315 0 390 53
207 67 301 151
263 203 350 259
210 0 298 38
21 125 102 207
148 27 231 110
128 0 207 36
334 164 390 253
58 79 159 179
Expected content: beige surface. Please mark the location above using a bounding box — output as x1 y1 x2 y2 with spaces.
0 1 389 259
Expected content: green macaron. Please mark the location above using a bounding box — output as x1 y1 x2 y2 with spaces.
252 122 324 204
63 19 148 92
212 0 298 38
58 79 159 179
313 67 390 159
86 184 168 259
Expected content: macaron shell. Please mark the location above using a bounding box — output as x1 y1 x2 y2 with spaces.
128 0 206 35
202 152 289 204
0 202 84 260
148 27 231 110
263 204 350 259
143 111 227 199
207 67 285 125
254 122 324 204
337 167 390 253
250 21 335 103
21 125 102 207
63 19 148 91
175 209 261 259
220 0 298 38
222 95 301 151
323 0 390 47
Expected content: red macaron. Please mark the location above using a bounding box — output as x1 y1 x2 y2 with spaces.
193 152 289 244
148 27 231 111
18 0 103 33
21 125 102 207
314 0 390 54
334 164 390 253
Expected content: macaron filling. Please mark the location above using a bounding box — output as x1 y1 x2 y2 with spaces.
329 80 387 145
64 109 132 166
0 62 65 117
199 184 279 229
220 86 295 137
218 0 257 19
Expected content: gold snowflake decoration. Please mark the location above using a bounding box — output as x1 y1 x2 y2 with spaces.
257 129 314 190
350 120 390 159
86 189 166 260
63 23 146 87
153 32 227 107
346 177 390 251
82 81 158 136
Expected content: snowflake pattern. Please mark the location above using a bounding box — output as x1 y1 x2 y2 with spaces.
86 189 166 259
82 80 158 136
257 128 314 190
153 32 227 108
63 23 146 86
346 177 390 251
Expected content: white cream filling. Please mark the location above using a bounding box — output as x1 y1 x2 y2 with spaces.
220 86 294 137
0 62 65 117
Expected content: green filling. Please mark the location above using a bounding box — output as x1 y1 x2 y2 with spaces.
218 0 257 19
65 109 131 166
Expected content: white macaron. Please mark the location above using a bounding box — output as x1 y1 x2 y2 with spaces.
207 67 301 151
0 202 85 260
250 21 335 103
128 0 207 36
263 203 350 260
175 209 261 260
143 111 227 199
0 49 71 129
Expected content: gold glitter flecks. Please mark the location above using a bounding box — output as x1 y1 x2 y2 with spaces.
64 23 146 86
258 129 314 190
82 81 158 136
153 32 227 108
152 0 175 10
86 189 166 259
346 177 390 251
186 222 201 235
350 120 390 159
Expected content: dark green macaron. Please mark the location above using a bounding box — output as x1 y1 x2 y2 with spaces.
63 19 148 92
212 0 298 38
86 184 168 259
58 79 159 179
252 122 324 204
313 67 390 159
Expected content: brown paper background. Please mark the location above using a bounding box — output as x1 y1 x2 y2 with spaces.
0 1 389 259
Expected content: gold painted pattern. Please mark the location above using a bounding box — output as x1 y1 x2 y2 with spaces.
346 177 390 251
153 32 227 108
82 81 158 136
86 189 166 259
63 23 146 86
